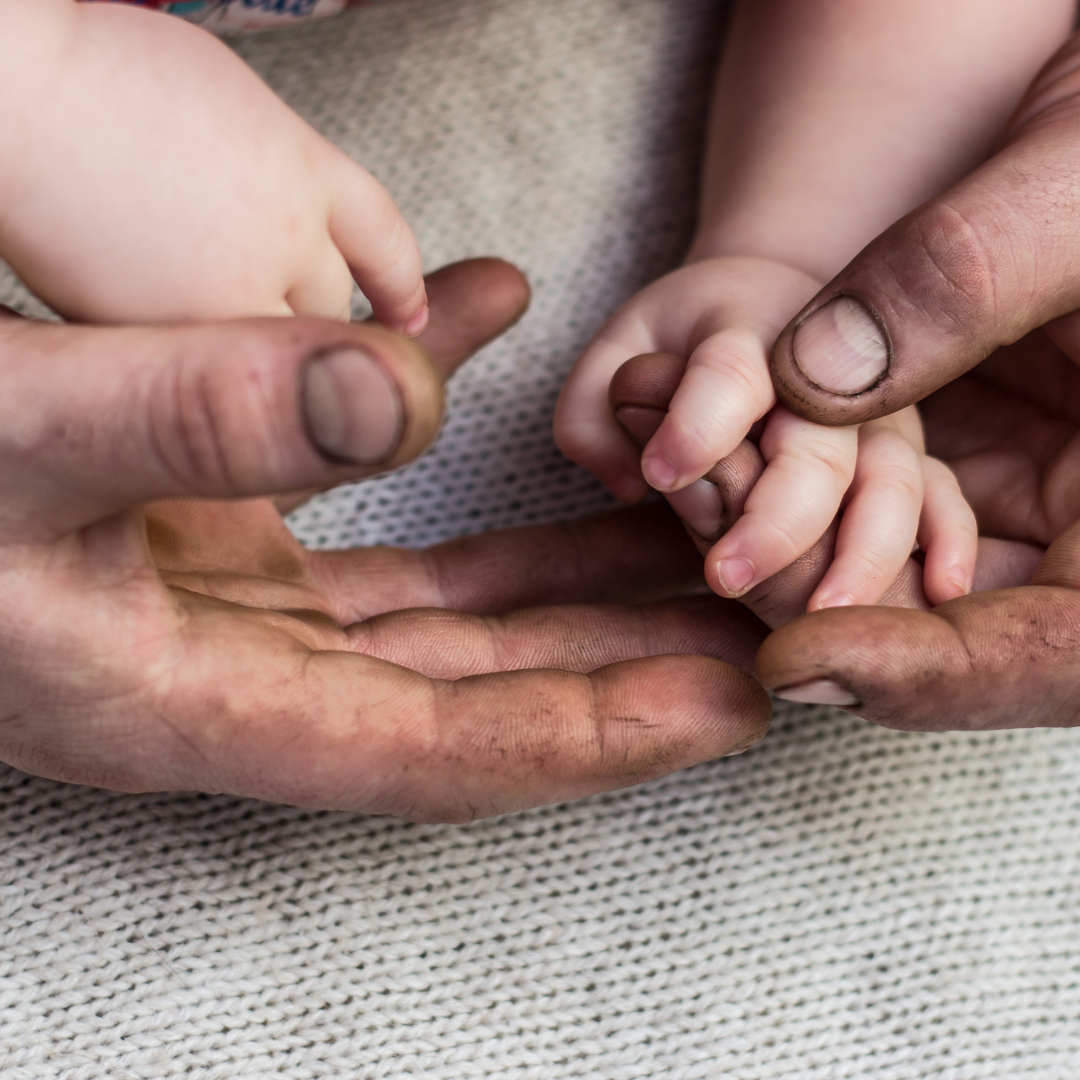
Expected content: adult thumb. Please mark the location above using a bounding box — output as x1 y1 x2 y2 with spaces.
769 31 1080 426
0 311 445 541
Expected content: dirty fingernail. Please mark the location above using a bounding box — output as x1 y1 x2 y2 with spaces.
792 296 888 394
303 348 403 464
717 557 755 597
774 678 860 707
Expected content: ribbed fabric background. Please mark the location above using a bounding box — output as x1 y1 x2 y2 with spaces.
2 2 1079 1077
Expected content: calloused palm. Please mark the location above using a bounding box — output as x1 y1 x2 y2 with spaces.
0 258 770 821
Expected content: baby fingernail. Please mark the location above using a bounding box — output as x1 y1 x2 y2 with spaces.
403 304 430 337
814 594 855 610
792 296 888 394
946 568 971 597
774 678 860 707
303 348 403 464
717 557 755 596
643 455 678 491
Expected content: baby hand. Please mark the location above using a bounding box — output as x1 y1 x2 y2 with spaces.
0 1 426 330
554 257 976 608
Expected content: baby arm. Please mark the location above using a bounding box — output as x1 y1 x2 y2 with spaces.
0 0 426 330
556 0 1074 608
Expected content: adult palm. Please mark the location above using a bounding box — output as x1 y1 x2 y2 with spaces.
0 259 770 821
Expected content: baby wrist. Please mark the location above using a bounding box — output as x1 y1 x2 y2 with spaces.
682 240 827 293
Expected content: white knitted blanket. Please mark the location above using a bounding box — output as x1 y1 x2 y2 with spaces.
3 2 1080 1077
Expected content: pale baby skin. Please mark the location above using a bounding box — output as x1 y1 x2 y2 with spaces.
2 0 1075 619
0 0 428 331
556 0 1075 610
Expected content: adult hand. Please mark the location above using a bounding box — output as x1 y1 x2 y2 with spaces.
768 28 1080 425
757 338 1080 728
750 30 1080 728
0 258 770 821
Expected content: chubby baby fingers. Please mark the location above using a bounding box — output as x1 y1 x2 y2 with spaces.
639 327 775 493
917 456 979 604
807 422 925 610
705 408 858 599
327 151 428 336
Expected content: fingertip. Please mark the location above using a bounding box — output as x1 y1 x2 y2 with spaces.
947 556 975 598
807 592 856 612
303 347 404 465
925 567 972 606
946 577 970 600
641 453 679 492
952 568 974 596
554 416 650 504
403 302 430 338
918 458 978 605
367 288 427 335
711 556 756 599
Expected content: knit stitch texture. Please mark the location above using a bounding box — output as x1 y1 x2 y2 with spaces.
2 2 1079 1077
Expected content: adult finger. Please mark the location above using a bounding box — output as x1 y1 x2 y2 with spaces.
368 652 770 821
0 314 445 540
348 595 768 680
6 590 771 820
756 523 1080 729
769 31 1080 426
310 503 707 622
410 257 531 381
273 257 531 515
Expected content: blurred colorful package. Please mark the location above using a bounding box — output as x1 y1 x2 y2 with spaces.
78 1 376 32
